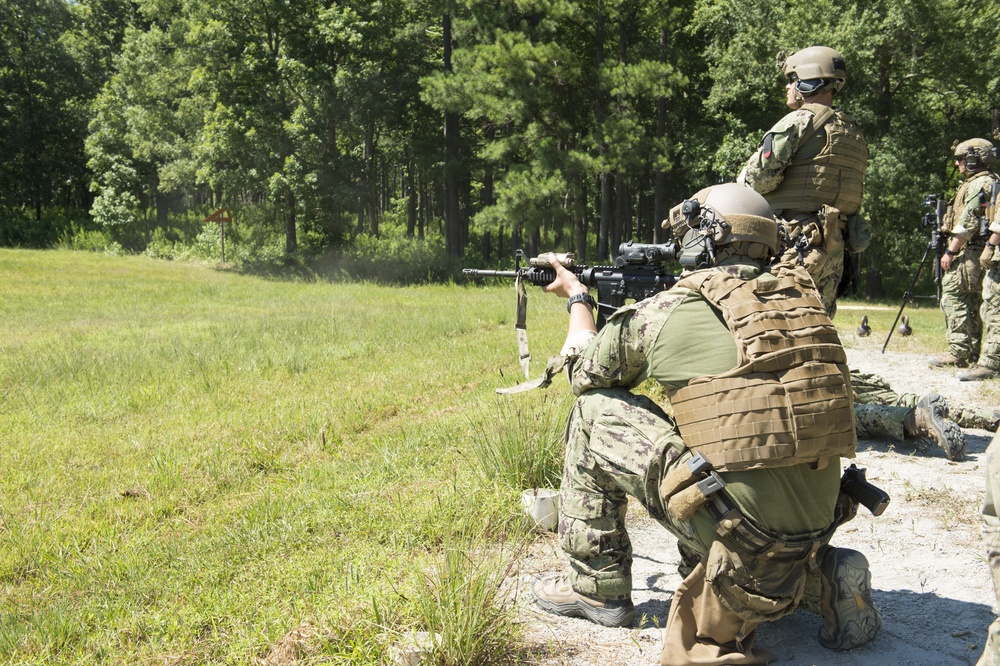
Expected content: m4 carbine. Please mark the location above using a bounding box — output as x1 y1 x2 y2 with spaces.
464 242 681 389
463 241 680 328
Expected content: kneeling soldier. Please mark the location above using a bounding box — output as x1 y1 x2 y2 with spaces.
533 183 882 665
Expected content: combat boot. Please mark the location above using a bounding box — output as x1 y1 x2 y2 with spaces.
911 393 966 461
957 365 999 382
532 575 634 628
928 352 969 368
818 547 882 650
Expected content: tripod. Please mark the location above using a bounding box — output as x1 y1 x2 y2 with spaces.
882 200 944 353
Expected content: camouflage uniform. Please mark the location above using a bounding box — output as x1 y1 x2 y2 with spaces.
852 371 999 431
978 431 1000 666
940 170 998 363
738 104 868 319
978 213 1000 373
559 263 846 665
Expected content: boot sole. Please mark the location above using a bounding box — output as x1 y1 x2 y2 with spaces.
533 596 635 628
819 549 882 650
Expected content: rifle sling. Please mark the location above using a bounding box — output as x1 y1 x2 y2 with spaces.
515 274 531 380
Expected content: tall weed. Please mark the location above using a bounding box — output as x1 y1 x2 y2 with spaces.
411 523 523 666
467 392 573 491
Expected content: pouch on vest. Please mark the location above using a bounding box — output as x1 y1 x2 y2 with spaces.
845 212 871 254
942 204 955 233
818 205 844 252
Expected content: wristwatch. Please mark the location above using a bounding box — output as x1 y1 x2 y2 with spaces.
566 292 597 313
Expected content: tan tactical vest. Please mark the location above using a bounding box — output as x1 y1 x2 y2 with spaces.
943 171 999 238
764 103 868 217
667 266 857 472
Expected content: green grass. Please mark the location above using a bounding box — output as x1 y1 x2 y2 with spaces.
0 250 570 665
2 249 996 665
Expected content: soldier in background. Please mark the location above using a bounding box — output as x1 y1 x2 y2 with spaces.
967 179 1000 381
737 45 967 457
929 139 999 374
738 45 869 319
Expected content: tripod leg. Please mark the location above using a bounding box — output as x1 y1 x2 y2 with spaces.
882 243 933 353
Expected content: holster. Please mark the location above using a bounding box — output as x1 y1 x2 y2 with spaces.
659 453 727 522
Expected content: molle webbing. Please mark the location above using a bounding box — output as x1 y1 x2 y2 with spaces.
668 268 856 471
764 104 868 217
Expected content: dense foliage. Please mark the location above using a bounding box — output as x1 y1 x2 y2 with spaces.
1 0 998 295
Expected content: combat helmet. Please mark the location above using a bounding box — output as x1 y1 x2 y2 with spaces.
782 46 847 97
664 183 779 269
953 138 996 172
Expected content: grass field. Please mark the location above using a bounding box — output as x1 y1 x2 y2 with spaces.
0 249 961 665
1 249 583 665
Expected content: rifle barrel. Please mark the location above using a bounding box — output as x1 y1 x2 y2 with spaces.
462 269 519 279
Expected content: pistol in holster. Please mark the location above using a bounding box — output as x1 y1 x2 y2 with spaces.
840 463 890 517
659 452 727 522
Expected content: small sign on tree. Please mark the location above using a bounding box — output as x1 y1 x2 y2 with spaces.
204 208 233 262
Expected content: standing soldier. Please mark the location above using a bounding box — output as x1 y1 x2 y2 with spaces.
737 45 869 319
966 170 1000 381
736 46 967 453
929 138 999 372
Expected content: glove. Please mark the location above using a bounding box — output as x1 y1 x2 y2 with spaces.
980 244 996 270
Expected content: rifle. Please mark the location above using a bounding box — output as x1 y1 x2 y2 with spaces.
882 194 946 353
464 241 681 328
464 242 681 389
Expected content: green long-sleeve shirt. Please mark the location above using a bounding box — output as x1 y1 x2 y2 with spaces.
564 264 841 536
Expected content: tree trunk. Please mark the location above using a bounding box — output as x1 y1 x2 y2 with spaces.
654 26 668 244
614 173 628 251
595 0 610 261
576 174 588 261
364 119 378 237
443 13 463 256
406 159 417 239
285 190 297 254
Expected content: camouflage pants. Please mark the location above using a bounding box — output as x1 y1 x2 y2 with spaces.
977 432 1000 666
852 370 997 430
776 217 843 319
815 244 845 319
853 403 909 442
559 388 818 603
941 253 984 362
559 388 706 599
980 266 1000 372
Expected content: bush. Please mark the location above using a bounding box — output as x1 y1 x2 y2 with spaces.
466 393 571 492
1 207 93 249
309 233 464 284
56 225 123 255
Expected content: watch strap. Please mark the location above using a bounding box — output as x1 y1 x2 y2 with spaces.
566 292 597 313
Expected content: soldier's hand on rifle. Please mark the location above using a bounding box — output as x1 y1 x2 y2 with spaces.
544 254 598 336
543 253 586 299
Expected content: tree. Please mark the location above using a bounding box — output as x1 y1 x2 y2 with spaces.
0 0 95 243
